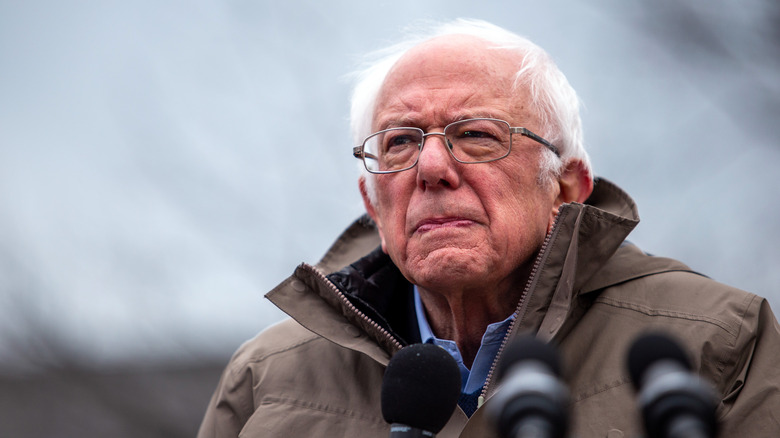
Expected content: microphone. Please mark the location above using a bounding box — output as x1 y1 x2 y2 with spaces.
627 333 719 438
486 335 569 438
381 343 461 437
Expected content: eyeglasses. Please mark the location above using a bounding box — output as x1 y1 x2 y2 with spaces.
352 118 560 174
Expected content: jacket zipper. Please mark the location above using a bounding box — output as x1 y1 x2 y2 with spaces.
300 263 405 354
478 211 562 406
300 208 564 404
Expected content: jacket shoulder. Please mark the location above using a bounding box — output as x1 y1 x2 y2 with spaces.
229 318 322 370
201 318 389 438
561 246 777 436
593 246 757 338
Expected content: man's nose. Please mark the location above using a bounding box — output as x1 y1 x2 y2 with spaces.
416 133 461 188
418 133 453 166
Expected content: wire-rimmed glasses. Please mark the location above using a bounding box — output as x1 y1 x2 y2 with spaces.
352 118 560 174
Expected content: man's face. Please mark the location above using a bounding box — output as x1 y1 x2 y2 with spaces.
361 36 566 294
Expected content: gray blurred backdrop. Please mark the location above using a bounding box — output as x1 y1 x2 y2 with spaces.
1 1 778 436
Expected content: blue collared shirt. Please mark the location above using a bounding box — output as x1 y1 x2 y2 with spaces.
414 287 515 394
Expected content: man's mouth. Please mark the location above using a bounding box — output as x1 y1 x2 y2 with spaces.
414 217 475 233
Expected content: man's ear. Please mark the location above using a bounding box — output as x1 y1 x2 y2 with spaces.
359 177 388 252
556 159 594 206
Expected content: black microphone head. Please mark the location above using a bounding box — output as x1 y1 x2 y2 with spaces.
627 332 692 389
489 336 569 438
381 343 461 433
496 335 562 381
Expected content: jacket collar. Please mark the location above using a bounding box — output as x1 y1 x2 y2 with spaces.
267 177 655 362
517 177 640 345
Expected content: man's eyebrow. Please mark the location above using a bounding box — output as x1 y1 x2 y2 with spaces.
376 112 507 130
454 111 507 121
375 117 421 130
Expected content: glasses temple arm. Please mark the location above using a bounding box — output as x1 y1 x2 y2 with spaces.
353 146 379 161
512 127 561 157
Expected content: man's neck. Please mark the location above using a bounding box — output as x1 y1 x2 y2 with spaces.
417 285 520 367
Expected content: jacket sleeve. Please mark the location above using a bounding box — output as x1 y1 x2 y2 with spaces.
197 355 256 438
718 296 780 435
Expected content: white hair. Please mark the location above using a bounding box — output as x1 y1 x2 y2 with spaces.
349 19 592 203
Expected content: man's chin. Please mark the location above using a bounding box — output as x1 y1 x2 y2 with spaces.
404 250 492 291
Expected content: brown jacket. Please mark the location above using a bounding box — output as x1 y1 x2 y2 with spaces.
198 178 780 437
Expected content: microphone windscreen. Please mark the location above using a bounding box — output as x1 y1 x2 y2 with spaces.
496 335 562 380
627 332 692 389
381 343 461 433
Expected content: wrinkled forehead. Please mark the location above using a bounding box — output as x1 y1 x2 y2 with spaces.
373 35 530 127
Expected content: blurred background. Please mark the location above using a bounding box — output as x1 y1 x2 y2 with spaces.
1 0 778 436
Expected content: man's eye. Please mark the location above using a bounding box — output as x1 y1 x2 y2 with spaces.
461 130 494 139
385 134 418 149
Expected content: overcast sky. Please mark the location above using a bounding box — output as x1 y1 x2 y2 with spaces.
1 0 778 370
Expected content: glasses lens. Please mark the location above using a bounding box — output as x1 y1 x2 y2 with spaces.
445 119 511 163
363 127 423 173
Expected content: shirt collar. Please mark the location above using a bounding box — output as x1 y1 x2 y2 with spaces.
413 286 515 393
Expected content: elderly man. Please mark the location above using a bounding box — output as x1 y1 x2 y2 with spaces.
198 19 780 437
